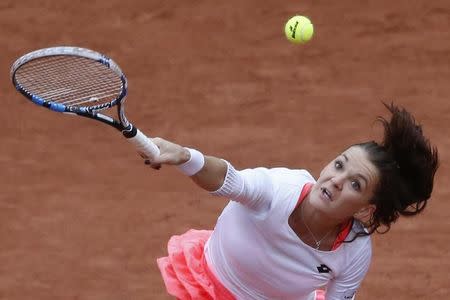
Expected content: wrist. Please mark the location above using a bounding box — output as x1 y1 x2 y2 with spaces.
177 148 205 176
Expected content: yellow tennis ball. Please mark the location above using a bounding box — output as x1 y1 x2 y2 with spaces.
284 15 314 44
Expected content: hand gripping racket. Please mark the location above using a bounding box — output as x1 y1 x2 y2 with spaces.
11 46 160 161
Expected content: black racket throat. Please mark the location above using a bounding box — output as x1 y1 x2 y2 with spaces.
73 103 137 138
81 110 124 130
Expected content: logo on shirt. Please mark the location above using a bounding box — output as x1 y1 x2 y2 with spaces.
343 290 356 299
317 264 332 273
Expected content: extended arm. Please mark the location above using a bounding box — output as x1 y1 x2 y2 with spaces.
150 137 228 191
149 137 273 211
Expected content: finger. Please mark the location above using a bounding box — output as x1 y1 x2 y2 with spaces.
149 153 171 165
144 159 161 170
151 163 162 170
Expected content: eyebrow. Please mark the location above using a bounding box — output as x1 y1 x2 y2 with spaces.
342 153 369 186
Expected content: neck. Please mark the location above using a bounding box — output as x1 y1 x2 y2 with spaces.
300 196 345 238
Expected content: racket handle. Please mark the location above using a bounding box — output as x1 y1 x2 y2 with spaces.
123 126 160 161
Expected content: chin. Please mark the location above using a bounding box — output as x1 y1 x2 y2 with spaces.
309 189 330 210
309 190 325 209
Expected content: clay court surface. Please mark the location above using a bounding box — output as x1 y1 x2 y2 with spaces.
1 0 449 299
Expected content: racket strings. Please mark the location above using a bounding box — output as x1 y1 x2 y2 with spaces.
17 56 121 93
17 56 121 104
15 55 124 108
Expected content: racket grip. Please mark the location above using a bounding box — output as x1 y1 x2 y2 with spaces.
123 126 160 161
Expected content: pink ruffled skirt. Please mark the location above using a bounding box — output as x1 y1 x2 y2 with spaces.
157 229 325 300
157 229 235 300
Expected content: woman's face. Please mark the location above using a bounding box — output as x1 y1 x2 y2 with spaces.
309 146 379 222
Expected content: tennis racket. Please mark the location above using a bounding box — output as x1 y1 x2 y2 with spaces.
10 46 160 161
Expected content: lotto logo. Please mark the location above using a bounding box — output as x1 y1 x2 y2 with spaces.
317 264 332 273
343 290 356 299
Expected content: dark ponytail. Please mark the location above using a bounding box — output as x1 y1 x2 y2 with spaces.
354 102 439 235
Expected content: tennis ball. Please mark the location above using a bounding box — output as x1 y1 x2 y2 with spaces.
284 15 314 44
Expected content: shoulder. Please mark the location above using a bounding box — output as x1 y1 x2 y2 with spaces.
343 222 373 260
266 167 316 185
244 167 316 210
239 167 316 186
268 168 316 199
329 226 372 282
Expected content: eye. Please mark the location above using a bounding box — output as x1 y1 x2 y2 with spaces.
334 160 343 169
351 180 361 191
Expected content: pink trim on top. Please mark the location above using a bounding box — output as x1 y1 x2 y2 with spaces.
295 183 314 209
331 219 353 250
295 183 352 250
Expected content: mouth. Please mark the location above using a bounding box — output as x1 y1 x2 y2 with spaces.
321 187 333 201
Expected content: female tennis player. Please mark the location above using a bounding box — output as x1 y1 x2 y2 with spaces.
149 103 439 300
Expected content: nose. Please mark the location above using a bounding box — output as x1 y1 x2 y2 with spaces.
331 174 344 190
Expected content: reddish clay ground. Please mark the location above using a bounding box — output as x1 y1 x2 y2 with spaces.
1 0 449 299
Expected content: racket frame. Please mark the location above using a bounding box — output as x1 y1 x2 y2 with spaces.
11 46 160 160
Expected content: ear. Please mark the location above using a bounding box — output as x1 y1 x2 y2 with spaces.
353 204 376 224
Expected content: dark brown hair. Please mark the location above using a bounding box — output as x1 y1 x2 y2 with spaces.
354 102 439 236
